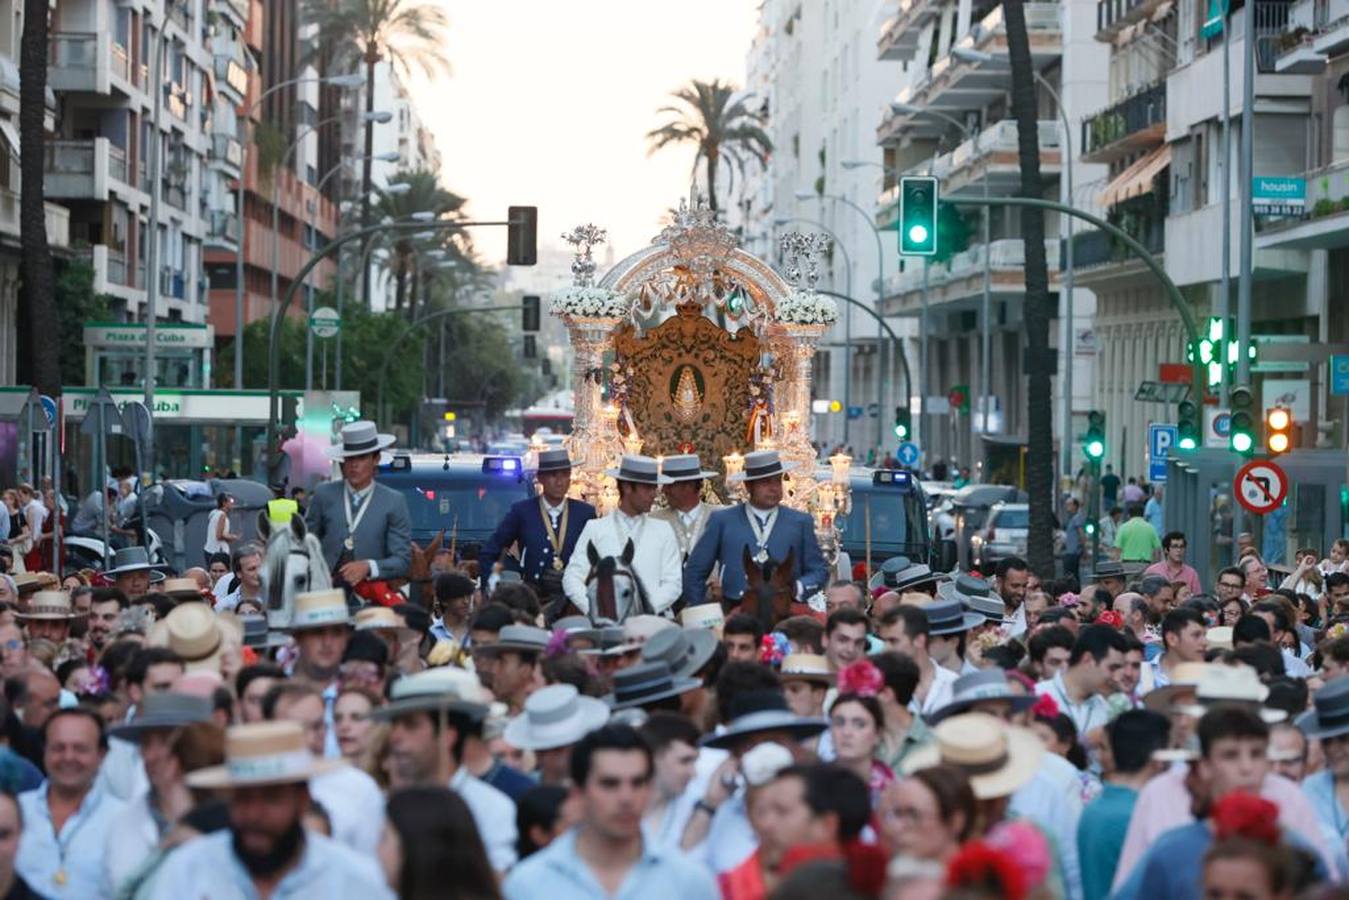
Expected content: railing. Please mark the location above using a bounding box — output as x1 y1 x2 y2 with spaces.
163 183 186 210
888 238 1062 294
214 56 248 96
44 140 94 175
167 83 188 120
111 42 129 82
211 134 243 168
1254 2 1294 70
1097 0 1158 33
166 0 189 32
207 210 239 241
1081 82 1166 157
1066 217 1165 268
976 1 1060 38
108 144 127 183
49 33 96 68
902 119 1061 180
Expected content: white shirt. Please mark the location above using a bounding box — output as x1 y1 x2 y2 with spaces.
451 766 518 873
104 790 161 892
1036 671 1111 737
17 782 126 898
919 660 959 718
97 732 149 801
204 508 231 554
310 764 385 857
562 511 683 615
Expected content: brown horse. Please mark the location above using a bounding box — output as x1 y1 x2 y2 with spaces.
731 546 816 633
388 530 443 608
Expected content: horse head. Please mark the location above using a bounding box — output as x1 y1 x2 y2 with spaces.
258 511 331 628
741 545 798 633
584 539 649 625
406 530 445 607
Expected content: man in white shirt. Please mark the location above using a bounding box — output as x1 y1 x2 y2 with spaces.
371 667 518 873
1035 623 1129 740
563 455 683 619
877 601 971 717
651 454 725 561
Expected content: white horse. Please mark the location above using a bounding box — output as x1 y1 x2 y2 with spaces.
582 538 654 626
256 511 330 629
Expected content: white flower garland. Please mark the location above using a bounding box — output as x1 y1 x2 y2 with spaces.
549 286 629 318
775 289 839 325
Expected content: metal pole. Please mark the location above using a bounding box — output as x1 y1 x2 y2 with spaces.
1220 1 1232 398
1237 0 1254 388
98 405 109 567
921 259 930 454
977 149 990 474
143 22 166 484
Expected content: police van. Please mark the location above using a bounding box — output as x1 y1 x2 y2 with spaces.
829 468 934 569
377 453 533 560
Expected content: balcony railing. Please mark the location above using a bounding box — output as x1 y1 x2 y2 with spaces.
49 33 96 68
43 139 128 184
1096 0 1166 35
1253 2 1294 71
207 210 239 242
166 1 189 32
214 56 248 96
167 83 188 120
899 119 1061 181
210 134 243 168
886 238 1062 296
1081 81 1166 160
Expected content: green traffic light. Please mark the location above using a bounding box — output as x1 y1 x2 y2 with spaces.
907 224 929 245
894 424 909 439
1177 436 1198 450
1085 439 1105 460
1231 432 1253 454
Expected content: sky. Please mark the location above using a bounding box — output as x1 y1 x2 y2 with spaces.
403 1 761 267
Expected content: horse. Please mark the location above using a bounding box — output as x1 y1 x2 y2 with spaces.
256 510 331 628
582 538 654 626
732 546 816 633
396 530 444 609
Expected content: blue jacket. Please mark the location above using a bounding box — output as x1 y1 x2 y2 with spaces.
478 496 596 588
683 503 828 605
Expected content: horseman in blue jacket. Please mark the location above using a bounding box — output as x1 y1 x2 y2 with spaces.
683 449 828 607
478 448 596 601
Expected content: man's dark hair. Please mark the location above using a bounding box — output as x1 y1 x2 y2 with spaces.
542 653 603 697
994 557 1029 580
1069 624 1129 666
392 603 430 636
778 616 824 654
1198 703 1269 757
1162 531 1187 551
714 661 781 724
1231 642 1285 678
1264 676 1308 719
260 681 322 721
879 604 928 640
870 652 920 706
1120 630 1145 655
231 543 262 572
825 607 868 636
1161 607 1206 648
1037 607 1077 627
491 582 541 620
638 711 702 754
1138 575 1169 598
468 603 514 635
1107 710 1170 774
125 647 184 687
570 723 652 787
235 662 285 701
433 573 476 606
1232 614 1272 646
723 613 764 643
90 587 129 610
1251 601 1290 635
1327 572 1349 593
43 707 108 752
1218 566 1247 587
205 552 231 572
777 764 872 842
1028 625 1075 664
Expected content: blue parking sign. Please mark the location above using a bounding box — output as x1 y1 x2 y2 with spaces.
1149 423 1177 483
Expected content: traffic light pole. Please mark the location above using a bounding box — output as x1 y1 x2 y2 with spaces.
814 289 913 436
1089 457 1101 570
266 216 522 481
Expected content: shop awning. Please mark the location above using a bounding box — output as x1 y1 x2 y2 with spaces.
0 118 20 162
1099 144 1172 208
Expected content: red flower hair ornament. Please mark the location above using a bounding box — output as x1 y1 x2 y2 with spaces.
837 659 884 697
778 840 889 897
1030 693 1060 720
946 840 1027 900
1211 792 1281 845
1096 609 1124 629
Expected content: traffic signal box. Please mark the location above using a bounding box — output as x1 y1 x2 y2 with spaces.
1177 399 1200 451
893 407 911 440
899 177 938 256
1083 410 1106 461
1265 406 1292 457
1229 385 1255 456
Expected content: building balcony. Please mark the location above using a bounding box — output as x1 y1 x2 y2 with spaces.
167 83 189 121
878 2 1061 144
879 238 1061 316
0 186 70 247
43 138 134 201
213 55 248 101
159 266 186 300
205 210 239 250
1095 0 1174 42
1167 200 1306 285
79 244 145 303
877 0 940 61
48 33 137 96
1061 207 1165 287
213 0 250 27
209 134 243 171
1080 81 1166 164
1256 156 1349 250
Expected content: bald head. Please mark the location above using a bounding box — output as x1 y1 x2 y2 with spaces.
183 568 212 590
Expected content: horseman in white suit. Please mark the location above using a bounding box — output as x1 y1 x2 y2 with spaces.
562 455 683 617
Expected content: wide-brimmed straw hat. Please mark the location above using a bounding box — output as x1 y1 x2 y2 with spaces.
700 690 828 750
726 449 798 483
161 577 208 602
679 605 725 632
778 654 834 685
280 589 351 632
186 721 345 789
902 711 1044 799
17 591 85 621
1297 678 1349 741
148 603 228 673
604 454 672 485
353 606 402 632
660 454 717 483
641 627 718 680
324 420 396 461
1142 661 1211 713
1176 664 1287 723
503 684 610 751
110 692 213 741
365 667 492 722
13 572 58 596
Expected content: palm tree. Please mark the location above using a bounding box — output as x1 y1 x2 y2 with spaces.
646 79 771 215
18 0 56 395
1005 0 1055 578
374 169 469 319
302 0 450 304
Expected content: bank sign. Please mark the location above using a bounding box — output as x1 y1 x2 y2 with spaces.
1251 177 1306 217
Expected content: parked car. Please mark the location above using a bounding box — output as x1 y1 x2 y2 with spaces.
943 484 1024 572
970 501 1029 567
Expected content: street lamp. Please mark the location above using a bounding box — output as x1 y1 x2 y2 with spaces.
951 45 1079 483
794 188 893 454
890 100 991 468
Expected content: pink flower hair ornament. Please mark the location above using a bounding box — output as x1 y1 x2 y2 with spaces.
837 659 884 697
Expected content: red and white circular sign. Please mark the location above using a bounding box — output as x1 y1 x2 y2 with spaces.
1234 459 1288 515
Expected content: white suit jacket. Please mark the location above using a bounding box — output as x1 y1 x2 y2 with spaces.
562 511 683 615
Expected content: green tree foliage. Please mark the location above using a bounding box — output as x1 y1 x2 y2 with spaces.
53 258 110 386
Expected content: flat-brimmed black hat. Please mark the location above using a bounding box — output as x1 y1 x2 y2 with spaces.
939 574 1003 623
641 627 718 680
927 669 1037 725
868 555 946 593
603 661 700 711
110 692 213 741
604 455 672 485
1091 561 1127 582
701 690 827 750
536 448 573 472
924 597 986 636
1297 678 1349 741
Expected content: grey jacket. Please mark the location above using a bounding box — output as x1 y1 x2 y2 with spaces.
304 479 412 580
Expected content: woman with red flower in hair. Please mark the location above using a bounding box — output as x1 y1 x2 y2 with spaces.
1203 805 1307 900
828 660 894 810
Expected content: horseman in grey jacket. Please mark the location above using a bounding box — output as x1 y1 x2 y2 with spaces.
304 421 412 584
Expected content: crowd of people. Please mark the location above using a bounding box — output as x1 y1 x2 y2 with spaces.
0 421 1344 899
